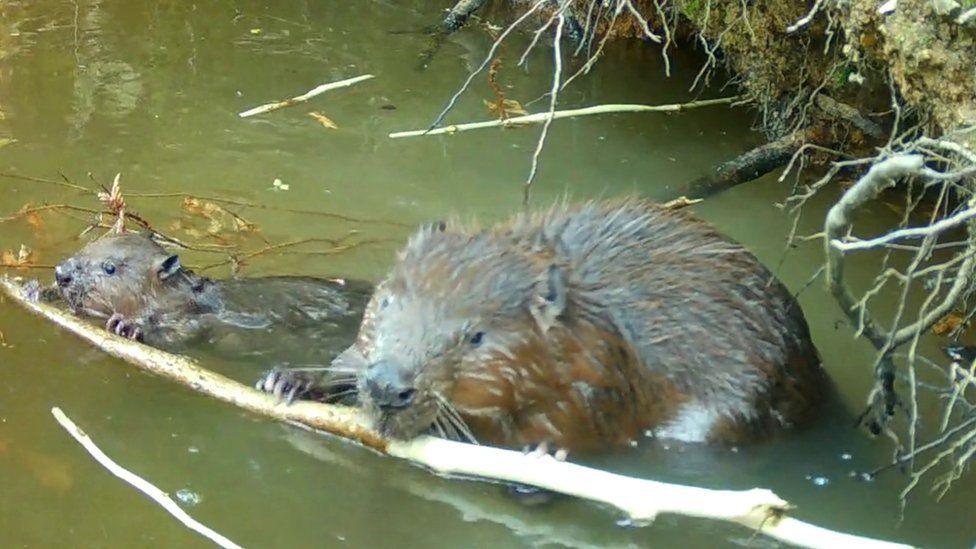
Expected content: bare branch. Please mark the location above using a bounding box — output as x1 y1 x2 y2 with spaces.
238 75 375 118
832 201 976 252
52 407 243 549
390 96 745 138
523 10 566 207
426 0 548 131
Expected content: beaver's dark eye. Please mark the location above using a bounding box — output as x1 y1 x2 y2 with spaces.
102 262 116 275
469 331 485 347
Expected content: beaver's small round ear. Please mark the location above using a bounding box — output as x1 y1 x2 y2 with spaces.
157 254 181 280
530 264 567 334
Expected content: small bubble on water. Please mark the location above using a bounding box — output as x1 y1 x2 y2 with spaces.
644 429 654 437
730 446 739 453
175 489 202 506
805 475 829 487
628 440 638 448
188 446 200 454
855 471 875 482
840 452 853 461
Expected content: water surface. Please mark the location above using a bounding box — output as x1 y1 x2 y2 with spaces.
0 2 972 547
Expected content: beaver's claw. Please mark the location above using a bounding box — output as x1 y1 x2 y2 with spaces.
506 442 568 505
106 313 143 341
256 368 317 405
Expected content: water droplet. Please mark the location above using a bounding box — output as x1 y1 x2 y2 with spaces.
840 452 853 461
176 489 202 506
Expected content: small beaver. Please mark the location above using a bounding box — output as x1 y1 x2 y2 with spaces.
262 199 827 453
54 233 371 361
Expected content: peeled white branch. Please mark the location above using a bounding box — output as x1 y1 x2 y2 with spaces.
1 276 911 549
832 203 976 252
238 75 375 118
51 407 243 549
389 96 744 139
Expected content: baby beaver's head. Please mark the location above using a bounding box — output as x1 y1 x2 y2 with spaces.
358 224 569 443
54 233 183 318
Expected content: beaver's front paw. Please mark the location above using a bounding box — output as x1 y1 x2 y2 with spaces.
256 368 319 404
106 313 144 341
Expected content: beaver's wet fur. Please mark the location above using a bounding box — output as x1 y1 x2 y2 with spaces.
263 199 828 452
54 233 370 358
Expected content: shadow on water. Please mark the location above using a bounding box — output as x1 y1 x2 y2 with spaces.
0 1 973 547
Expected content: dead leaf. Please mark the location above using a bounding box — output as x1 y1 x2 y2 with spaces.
24 451 74 492
932 312 965 336
180 197 256 238
97 173 126 212
308 111 339 129
25 210 43 230
1 244 33 268
484 98 528 119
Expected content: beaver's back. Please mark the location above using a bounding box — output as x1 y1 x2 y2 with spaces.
503 199 825 441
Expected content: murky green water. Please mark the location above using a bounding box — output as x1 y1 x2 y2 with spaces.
0 2 972 547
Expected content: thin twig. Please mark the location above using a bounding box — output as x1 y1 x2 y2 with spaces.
126 192 408 227
238 74 375 118
426 0 548 131
0 171 93 193
51 407 243 549
523 9 566 207
391 96 745 139
832 203 976 252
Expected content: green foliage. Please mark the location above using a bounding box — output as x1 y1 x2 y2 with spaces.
829 64 855 90
677 0 706 22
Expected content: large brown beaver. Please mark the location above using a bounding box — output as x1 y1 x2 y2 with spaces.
54 233 370 368
263 199 828 453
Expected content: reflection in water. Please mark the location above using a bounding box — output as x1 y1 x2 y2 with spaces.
0 1 973 547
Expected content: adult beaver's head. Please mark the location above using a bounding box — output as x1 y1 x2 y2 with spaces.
54 233 183 318
358 222 567 443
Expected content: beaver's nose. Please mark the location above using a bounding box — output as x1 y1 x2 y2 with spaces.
365 361 416 410
54 259 77 287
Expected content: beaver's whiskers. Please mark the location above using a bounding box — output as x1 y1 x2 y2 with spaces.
434 392 478 444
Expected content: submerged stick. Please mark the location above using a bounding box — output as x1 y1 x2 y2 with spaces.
51 407 243 549
389 96 744 139
238 74 375 118
684 130 807 199
1 277 910 549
